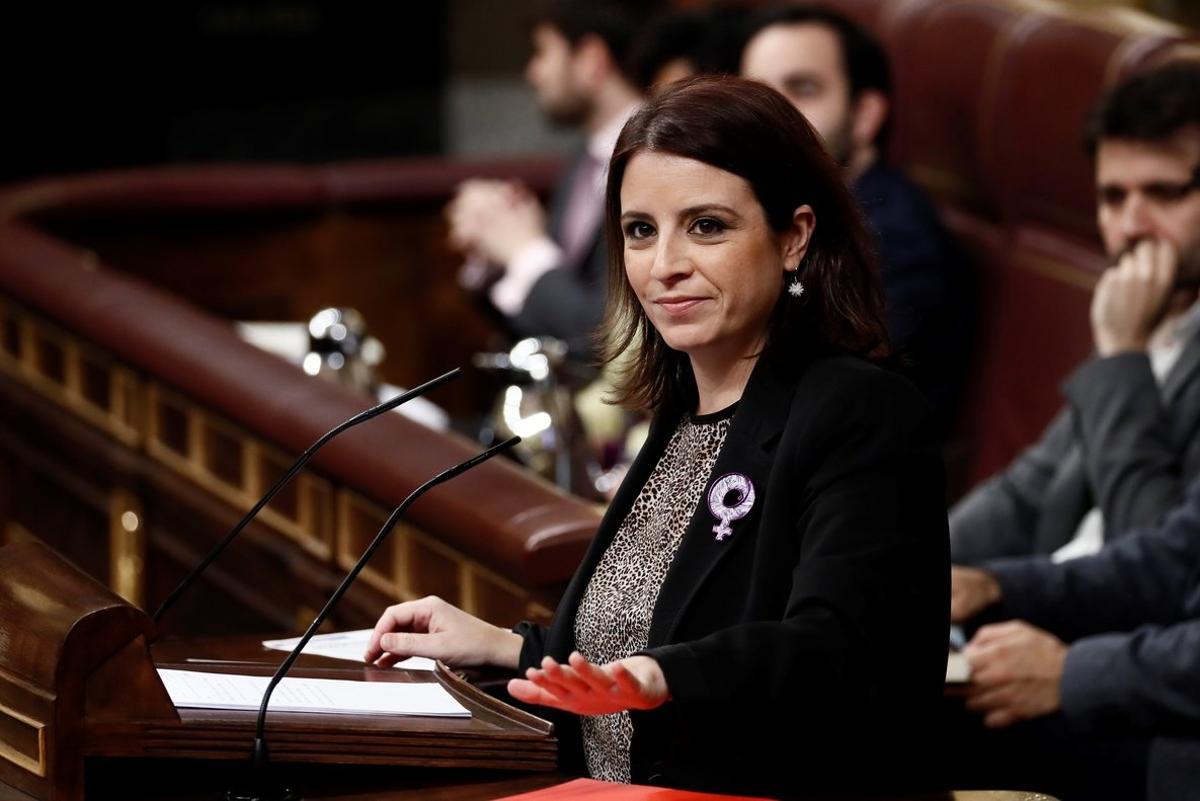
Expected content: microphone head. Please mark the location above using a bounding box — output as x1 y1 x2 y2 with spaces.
302 307 384 393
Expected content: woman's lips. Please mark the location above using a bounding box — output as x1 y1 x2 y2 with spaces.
654 297 707 317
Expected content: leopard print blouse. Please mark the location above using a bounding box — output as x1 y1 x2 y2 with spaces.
573 407 734 782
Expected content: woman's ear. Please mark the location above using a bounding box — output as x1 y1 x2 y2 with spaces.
782 205 816 271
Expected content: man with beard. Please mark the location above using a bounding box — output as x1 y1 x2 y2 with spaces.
950 62 1200 565
447 0 649 363
740 5 966 424
949 62 1200 801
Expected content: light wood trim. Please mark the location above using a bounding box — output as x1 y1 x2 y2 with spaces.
186 399 205 475
194 413 255 511
17 317 36 375
301 474 335 559
109 489 145 607
108 365 143 445
458 561 478 617
145 384 196 473
390 520 420 600
0 699 46 777
336 492 398 596
249 440 334 560
62 339 81 396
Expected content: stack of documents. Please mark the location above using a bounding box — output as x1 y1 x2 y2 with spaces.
158 668 469 717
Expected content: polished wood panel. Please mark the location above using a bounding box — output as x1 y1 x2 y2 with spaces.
0 296 569 634
0 541 556 801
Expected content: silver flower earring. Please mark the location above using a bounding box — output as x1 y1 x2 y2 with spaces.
787 271 804 298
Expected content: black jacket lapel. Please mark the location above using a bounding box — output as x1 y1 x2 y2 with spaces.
647 355 798 646
543 406 682 659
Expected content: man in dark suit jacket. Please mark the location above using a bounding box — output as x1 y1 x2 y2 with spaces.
446 0 649 362
951 62 1200 565
740 6 968 424
950 473 1200 800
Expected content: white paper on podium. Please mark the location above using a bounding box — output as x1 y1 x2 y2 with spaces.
261 630 435 671
158 669 469 717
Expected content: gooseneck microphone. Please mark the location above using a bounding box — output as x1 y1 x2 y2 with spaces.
152 367 460 625
228 435 521 801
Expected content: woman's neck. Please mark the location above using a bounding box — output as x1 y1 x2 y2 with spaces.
690 347 761 416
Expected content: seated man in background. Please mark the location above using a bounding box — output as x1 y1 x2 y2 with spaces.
625 6 744 93
740 5 968 425
447 0 652 363
949 475 1200 801
950 62 1200 565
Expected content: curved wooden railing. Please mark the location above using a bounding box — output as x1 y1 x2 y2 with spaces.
0 156 598 634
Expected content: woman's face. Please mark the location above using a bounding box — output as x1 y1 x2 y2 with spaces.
619 151 812 364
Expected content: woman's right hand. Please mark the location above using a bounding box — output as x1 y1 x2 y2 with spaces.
363 595 522 670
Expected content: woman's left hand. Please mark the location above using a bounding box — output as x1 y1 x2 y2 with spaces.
507 652 670 716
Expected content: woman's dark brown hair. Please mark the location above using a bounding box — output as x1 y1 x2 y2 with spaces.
601 75 891 412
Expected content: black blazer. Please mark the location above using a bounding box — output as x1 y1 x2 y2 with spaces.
514 352 949 798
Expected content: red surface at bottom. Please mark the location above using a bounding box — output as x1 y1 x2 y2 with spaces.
495 777 773 801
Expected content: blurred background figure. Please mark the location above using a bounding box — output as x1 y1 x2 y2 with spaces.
445 0 658 497
447 0 655 366
625 6 745 92
740 5 971 432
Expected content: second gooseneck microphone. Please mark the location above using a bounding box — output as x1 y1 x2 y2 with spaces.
230 435 521 801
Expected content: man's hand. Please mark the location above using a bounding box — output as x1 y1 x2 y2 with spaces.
1091 238 1178 356
950 565 1003 623
445 179 547 265
507 652 670 716
963 620 1068 728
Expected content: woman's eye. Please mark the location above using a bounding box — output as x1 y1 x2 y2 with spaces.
625 221 655 240
690 217 726 236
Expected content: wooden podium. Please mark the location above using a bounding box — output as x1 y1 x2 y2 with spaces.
0 541 557 801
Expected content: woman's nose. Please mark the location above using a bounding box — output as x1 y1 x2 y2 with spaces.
649 234 691 282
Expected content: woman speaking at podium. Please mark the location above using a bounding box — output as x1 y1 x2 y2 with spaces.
366 76 948 798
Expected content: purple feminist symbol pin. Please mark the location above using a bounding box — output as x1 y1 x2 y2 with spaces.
707 473 755 541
